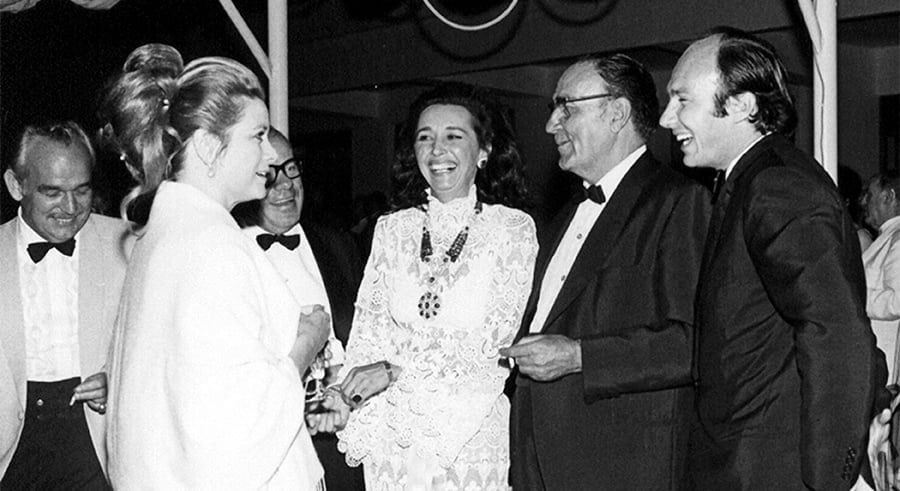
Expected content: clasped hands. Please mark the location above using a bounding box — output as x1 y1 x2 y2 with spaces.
498 334 582 382
306 360 399 436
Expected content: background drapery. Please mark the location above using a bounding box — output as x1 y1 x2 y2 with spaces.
0 0 120 13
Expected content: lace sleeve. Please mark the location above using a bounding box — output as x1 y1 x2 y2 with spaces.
340 216 396 376
484 211 537 352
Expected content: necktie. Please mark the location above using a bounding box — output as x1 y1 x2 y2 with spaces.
256 233 300 251
579 185 606 205
711 170 726 203
27 239 76 263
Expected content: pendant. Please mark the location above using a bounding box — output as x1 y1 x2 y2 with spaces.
418 290 441 319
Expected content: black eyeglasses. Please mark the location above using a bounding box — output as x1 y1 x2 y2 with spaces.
266 157 303 184
548 93 614 119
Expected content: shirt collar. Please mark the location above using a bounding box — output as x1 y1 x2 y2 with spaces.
880 215 900 234
586 145 646 201
725 133 770 179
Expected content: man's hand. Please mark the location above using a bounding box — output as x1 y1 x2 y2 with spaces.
307 388 351 435
868 393 900 491
499 334 582 382
70 372 107 414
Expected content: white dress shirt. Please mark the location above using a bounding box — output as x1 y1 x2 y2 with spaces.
16 210 81 381
244 223 344 364
863 214 900 384
529 145 646 333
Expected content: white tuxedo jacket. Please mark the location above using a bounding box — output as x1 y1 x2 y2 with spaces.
0 213 130 476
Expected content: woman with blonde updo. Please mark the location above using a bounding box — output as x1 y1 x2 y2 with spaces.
101 44 329 489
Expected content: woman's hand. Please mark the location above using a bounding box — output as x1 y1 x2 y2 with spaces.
306 388 351 435
289 305 331 372
339 361 400 409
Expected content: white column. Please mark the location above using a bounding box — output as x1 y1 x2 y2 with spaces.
268 0 289 138
815 0 838 182
798 0 838 182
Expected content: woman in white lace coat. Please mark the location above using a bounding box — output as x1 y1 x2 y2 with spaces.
311 83 537 490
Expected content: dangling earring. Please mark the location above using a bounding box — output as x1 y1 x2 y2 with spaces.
477 159 486 169
207 163 216 178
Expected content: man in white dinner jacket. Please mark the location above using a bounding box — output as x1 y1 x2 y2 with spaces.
0 121 129 489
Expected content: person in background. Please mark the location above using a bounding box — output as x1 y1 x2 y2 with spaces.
0 121 130 489
501 53 710 490
99 44 330 489
841 165 875 251
313 82 537 490
660 26 883 489
862 172 900 384
233 128 365 491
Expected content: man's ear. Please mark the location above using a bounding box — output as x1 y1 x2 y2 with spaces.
608 97 632 133
4 168 24 202
725 92 758 123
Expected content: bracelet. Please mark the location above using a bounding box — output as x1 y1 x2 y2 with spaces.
381 361 396 383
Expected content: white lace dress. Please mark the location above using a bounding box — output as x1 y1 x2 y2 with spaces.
336 190 537 490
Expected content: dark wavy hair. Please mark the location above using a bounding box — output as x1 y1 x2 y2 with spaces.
578 53 659 141
391 82 528 210
98 44 265 224
709 26 797 136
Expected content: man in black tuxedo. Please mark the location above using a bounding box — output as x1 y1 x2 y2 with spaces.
660 27 883 489
501 54 710 490
234 129 364 491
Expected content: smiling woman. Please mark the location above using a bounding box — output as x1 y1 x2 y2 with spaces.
98 44 329 489
315 82 537 490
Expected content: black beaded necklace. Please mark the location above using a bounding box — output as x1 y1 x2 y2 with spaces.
419 200 483 263
417 200 483 319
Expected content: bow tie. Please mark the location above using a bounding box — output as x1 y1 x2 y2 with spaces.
256 233 300 251
27 239 76 263
579 185 606 205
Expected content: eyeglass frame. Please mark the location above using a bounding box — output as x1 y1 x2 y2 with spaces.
266 157 303 183
547 93 615 119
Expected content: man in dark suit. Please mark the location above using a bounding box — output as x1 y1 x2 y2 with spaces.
500 54 710 490
660 27 883 489
235 129 364 491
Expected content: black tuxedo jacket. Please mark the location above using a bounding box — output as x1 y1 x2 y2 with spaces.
302 222 365 491
303 222 363 346
691 134 885 490
510 152 711 490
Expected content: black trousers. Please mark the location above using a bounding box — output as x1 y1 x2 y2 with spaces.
2 378 109 490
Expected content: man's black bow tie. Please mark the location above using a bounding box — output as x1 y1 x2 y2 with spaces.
579 185 606 205
256 233 300 251
27 239 76 263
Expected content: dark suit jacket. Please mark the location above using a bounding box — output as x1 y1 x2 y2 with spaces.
303 222 363 346
691 134 884 490
302 222 366 491
510 152 711 491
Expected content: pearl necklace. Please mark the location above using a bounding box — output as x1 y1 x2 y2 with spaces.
417 201 483 319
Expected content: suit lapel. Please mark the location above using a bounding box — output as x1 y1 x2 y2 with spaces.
517 197 581 339
0 219 27 408
78 217 107 373
540 155 658 333
700 135 777 276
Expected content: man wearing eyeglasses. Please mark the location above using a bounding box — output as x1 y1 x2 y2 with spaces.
501 54 710 490
233 128 364 491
